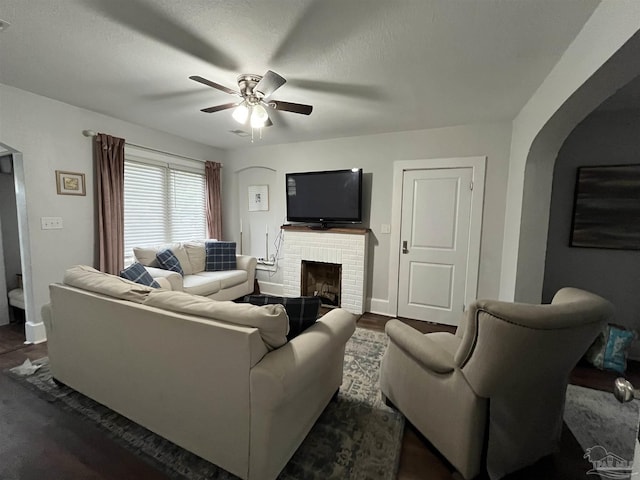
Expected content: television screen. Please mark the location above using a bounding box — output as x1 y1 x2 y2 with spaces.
286 168 362 224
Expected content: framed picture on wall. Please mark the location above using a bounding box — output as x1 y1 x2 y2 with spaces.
248 185 269 211
56 170 86 196
570 164 640 250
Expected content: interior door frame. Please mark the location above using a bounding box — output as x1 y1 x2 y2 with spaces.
388 156 486 319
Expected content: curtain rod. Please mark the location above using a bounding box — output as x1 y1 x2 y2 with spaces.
82 129 222 166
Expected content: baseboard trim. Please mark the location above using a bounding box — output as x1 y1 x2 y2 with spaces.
368 297 393 317
24 321 46 344
257 280 283 296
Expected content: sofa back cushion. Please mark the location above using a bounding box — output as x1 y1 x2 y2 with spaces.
205 241 237 271
64 265 156 303
134 243 193 275
184 241 206 273
143 290 288 350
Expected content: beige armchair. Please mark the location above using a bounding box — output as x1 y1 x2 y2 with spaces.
380 287 614 479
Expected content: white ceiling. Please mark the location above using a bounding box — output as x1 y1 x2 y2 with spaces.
0 0 601 149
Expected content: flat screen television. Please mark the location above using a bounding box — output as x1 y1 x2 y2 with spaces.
286 168 363 226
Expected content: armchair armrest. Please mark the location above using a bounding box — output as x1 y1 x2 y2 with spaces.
250 309 356 407
385 319 456 374
143 266 183 291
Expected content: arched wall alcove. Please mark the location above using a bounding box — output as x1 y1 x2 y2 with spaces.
515 31 640 303
500 4 640 302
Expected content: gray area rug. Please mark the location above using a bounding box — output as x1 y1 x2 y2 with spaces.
565 383 639 463
8 328 403 480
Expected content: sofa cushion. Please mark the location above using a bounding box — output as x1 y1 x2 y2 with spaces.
134 243 193 275
120 262 162 288
64 265 155 303
184 241 206 273
156 249 184 276
133 246 161 268
195 270 247 289
183 275 222 296
205 241 237 271
143 290 289 349
243 295 322 340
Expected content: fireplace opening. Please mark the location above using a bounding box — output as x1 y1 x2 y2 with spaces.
301 260 341 307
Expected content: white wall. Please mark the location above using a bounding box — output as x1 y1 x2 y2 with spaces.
501 2 640 302
224 122 512 313
543 110 640 354
0 84 226 332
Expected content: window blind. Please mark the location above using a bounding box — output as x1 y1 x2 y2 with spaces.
124 159 206 261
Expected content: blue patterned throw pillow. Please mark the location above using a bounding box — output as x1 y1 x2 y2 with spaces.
243 295 322 340
205 241 237 271
120 263 161 288
156 249 184 276
585 324 637 373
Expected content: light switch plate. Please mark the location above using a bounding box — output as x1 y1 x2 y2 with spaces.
41 216 63 230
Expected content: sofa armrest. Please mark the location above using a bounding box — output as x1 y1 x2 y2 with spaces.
143 266 183 291
236 255 257 275
250 309 356 407
385 319 456 374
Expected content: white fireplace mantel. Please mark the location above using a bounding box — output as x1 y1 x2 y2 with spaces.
281 226 369 314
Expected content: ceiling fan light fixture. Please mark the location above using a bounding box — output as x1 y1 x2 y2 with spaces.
232 103 249 124
250 104 269 128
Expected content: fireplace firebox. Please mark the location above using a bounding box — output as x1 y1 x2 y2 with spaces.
301 261 341 307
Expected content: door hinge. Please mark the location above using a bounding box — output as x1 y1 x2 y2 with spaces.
469 181 473 191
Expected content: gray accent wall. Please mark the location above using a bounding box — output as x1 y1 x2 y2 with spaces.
543 109 640 355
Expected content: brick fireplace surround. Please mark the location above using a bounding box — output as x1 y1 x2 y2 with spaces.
281 226 369 314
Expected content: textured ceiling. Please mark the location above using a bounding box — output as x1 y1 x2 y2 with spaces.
0 0 601 149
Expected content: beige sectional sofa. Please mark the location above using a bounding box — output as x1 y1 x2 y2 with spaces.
42 265 356 480
133 240 257 301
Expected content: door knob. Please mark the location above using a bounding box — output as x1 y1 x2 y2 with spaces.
402 240 408 254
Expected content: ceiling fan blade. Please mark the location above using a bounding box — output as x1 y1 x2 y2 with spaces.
190 76 238 96
255 71 286 98
200 102 238 113
270 100 313 115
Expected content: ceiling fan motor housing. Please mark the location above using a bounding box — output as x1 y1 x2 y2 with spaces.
237 74 263 105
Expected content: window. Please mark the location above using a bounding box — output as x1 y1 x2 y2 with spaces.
124 159 206 261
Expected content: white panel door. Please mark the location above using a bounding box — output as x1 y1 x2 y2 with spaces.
397 168 473 325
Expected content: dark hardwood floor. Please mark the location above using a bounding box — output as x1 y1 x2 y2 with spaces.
1 314 637 479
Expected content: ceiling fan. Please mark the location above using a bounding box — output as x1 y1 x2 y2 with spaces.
190 70 313 129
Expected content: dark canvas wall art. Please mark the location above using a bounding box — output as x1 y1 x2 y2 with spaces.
570 164 640 250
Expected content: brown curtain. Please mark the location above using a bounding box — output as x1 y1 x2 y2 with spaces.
205 161 222 239
95 133 125 274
